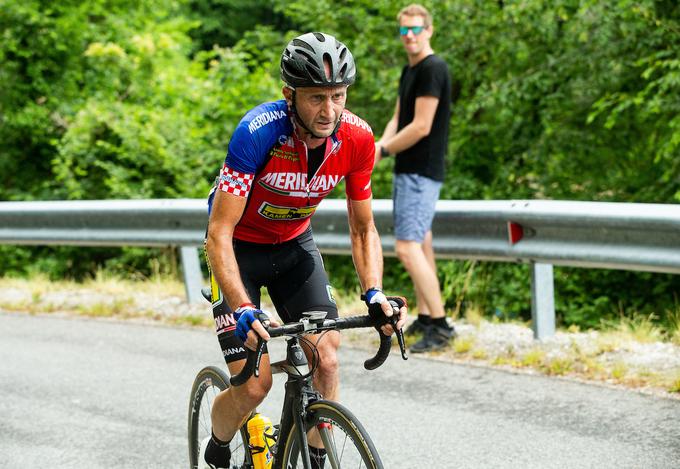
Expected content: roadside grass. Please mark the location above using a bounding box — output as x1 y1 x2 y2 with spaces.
601 312 665 344
1 275 679 396
0 273 195 323
441 314 680 395
666 307 680 346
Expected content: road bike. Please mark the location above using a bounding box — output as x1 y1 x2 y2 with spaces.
188 306 407 469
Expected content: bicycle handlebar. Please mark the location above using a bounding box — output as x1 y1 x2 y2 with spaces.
229 312 407 387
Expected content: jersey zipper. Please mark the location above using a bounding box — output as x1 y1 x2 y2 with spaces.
305 137 340 204
301 141 311 204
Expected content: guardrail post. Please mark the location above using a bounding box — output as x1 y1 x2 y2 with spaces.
179 246 203 304
531 262 555 340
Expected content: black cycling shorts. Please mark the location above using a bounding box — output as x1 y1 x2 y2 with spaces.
206 228 338 364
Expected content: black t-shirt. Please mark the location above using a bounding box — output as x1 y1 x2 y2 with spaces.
395 54 451 182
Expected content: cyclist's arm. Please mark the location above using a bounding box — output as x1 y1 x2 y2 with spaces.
347 197 408 331
205 189 252 309
347 197 383 293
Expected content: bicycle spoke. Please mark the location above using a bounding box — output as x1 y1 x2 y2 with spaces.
188 367 251 469
284 409 378 468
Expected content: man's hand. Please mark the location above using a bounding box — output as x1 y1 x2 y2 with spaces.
374 142 383 166
233 305 279 350
363 288 408 335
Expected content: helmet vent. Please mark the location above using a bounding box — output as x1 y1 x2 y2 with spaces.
292 38 315 53
306 64 324 83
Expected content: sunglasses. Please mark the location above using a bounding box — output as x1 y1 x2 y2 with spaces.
399 25 425 36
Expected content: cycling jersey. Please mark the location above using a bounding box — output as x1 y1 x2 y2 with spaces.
208 99 375 244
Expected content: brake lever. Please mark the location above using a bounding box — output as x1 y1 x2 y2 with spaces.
253 336 265 377
252 312 271 378
388 301 408 361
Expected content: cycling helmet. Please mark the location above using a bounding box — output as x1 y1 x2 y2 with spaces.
281 32 356 88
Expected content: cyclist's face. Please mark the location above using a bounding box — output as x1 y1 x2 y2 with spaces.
289 85 347 138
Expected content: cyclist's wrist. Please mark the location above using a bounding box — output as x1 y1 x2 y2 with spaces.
236 302 256 311
361 287 385 306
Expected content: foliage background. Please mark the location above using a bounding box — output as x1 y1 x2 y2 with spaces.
1 0 679 330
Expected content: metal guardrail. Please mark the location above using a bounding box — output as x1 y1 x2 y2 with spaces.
1 199 679 338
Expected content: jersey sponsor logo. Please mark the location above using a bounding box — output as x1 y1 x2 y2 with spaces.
270 147 299 162
223 346 246 357
215 313 237 334
278 134 293 146
247 109 287 134
341 112 372 134
326 285 336 304
258 172 340 197
258 202 318 220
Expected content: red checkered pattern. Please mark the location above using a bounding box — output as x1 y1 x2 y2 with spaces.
217 164 254 197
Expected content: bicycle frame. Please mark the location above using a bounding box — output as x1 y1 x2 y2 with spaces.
269 336 321 469
226 309 408 469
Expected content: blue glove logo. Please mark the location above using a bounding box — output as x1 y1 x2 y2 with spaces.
234 308 259 342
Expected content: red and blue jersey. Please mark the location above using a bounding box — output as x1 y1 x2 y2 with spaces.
208 99 375 244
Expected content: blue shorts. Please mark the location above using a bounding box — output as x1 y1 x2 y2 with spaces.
393 173 442 243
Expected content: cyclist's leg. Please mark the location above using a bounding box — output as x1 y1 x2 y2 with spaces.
268 229 340 399
188 366 250 468
267 229 340 451
204 242 274 444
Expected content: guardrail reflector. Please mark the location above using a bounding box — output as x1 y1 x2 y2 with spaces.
507 221 524 245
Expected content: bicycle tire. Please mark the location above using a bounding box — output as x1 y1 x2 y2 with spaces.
277 400 383 469
187 365 250 469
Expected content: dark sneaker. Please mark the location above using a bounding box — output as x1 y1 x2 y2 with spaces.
404 318 429 337
409 324 455 353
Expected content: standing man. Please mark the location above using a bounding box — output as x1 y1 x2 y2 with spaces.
375 4 454 353
202 32 407 469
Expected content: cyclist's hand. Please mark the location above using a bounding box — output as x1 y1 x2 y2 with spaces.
234 305 279 351
363 288 408 335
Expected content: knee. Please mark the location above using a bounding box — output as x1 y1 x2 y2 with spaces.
314 335 340 378
395 241 415 267
236 375 272 408
316 350 339 378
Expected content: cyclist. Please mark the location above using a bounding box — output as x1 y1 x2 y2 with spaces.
202 32 408 469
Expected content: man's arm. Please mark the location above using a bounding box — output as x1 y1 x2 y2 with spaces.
374 100 399 164
206 189 275 348
375 95 439 159
347 197 383 292
205 189 252 309
347 197 407 330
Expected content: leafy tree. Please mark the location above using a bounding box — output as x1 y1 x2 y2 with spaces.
1 0 679 329
185 0 294 49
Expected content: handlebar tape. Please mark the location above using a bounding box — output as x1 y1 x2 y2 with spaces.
363 330 392 370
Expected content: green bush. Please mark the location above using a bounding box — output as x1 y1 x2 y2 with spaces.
1 0 679 333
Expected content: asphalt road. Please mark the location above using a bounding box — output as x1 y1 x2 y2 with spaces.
1 312 679 468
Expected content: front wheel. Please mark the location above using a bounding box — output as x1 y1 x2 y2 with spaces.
278 400 383 469
188 365 250 469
